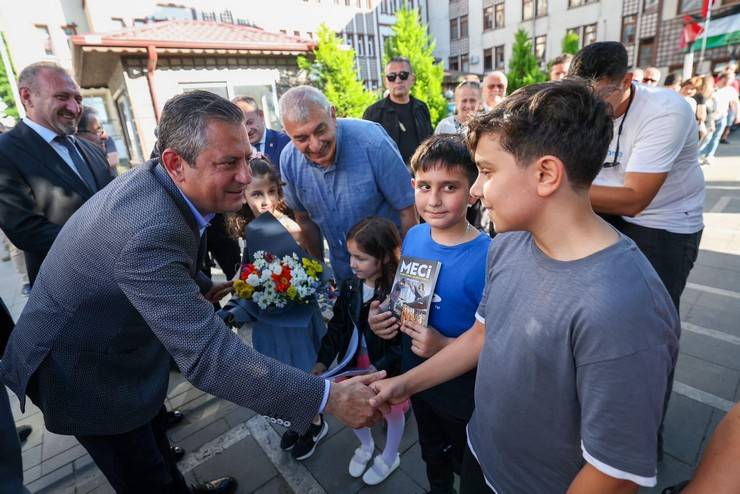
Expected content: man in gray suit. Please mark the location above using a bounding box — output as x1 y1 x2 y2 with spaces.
0 90 385 493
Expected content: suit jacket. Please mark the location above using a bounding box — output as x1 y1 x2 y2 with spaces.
0 160 325 436
263 128 290 171
0 120 113 284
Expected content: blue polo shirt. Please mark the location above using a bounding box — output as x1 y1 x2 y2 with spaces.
280 118 415 282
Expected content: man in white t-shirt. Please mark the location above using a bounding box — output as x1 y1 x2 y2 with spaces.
701 72 739 161
570 40 706 459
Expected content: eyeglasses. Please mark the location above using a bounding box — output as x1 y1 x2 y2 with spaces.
642 78 658 84
386 71 410 82
486 83 506 89
77 128 105 136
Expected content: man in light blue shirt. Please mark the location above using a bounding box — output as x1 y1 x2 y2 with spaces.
278 86 417 282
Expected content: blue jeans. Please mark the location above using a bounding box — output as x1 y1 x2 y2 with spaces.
700 117 727 159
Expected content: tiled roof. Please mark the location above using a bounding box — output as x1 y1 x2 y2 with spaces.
73 20 313 53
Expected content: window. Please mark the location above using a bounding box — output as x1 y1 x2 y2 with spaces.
461 53 469 72
348 34 355 50
621 15 637 44
583 23 597 46
220 10 233 23
357 34 365 56
535 35 547 62
34 25 53 55
345 0 351 5
483 6 493 30
293 30 301 37
450 18 459 40
495 44 505 69
449 56 460 71
484 47 493 71
568 0 598 7
638 37 655 67
111 17 126 27
460 15 468 38
643 0 658 10
536 0 547 17
201 11 216 21
61 24 77 36
367 35 375 56
495 3 505 28
133 18 148 26
523 0 534 20
679 0 702 13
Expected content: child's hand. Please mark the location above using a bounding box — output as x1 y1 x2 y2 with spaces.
401 321 451 358
368 300 400 340
369 375 410 408
311 362 327 376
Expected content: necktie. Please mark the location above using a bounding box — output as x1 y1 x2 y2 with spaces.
54 136 97 193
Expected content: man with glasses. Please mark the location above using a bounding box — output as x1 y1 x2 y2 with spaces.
570 42 705 457
76 107 107 152
363 57 433 165
482 71 508 110
643 66 662 86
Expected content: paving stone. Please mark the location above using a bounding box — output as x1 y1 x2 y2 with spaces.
17 413 46 451
678 290 701 317
694 249 740 273
191 435 277 493
175 418 230 453
25 464 74 493
41 443 87 475
253 476 293 494
24 464 42 484
662 394 714 465
399 444 429 491
167 386 209 410
695 408 728 462
74 468 109 494
639 454 694 494
679 330 740 371
41 431 79 461
169 396 228 442
301 426 366 494
685 290 740 336
73 453 95 472
674 353 740 402
23 444 42 470
224 406 257 429
87 483 115 494
686 264 740 294
356 466 426 494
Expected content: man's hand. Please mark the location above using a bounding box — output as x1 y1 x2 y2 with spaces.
311 362 327 376
368 300 400 340
401 321 451 358
369 375 411 408
204 281 234 303
325 371 389 428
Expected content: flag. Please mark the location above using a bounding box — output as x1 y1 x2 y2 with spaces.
681 15 704 50
690 12 740 51
702 0 715 19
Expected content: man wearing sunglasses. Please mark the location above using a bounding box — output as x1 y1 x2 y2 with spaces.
363 57 433 165
482 71 508 110
642 67 661 86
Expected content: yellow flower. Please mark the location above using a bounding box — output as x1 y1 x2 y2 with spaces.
234 280 254 299
302 258 323 278
287 286 298 300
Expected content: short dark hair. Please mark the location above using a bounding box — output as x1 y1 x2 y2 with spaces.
410 134 478 186
663 73 681 86
158 90 244 165
466 79 613 189
232 95 261 111
77 107 98 133
386 56 412 73
569 42 628 82
347 217 401 295
550 53 573 68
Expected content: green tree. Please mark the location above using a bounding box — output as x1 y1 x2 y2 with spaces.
561 32 580 55
506 29 547 93
0 32 18 119
383 3 446 125
297 24 375 118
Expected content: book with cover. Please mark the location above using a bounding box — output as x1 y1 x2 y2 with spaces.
387 256 441 326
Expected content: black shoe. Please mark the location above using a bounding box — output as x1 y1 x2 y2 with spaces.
720 138 730 144
291 416 328 461
16 425 32 444
171 446 185 462
166 409 184 429
191 477 237 493
280 429 300 451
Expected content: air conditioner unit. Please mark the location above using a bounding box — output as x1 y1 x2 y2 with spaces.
470 56 481 65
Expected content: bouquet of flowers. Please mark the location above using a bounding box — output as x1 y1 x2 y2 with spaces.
232 251 327 310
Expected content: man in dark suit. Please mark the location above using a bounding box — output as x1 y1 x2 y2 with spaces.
232 96 290 169
0 90 386 493
0 62 113 286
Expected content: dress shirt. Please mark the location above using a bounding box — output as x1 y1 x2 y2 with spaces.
23 117 86 181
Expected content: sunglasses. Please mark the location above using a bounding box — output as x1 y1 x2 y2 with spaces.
386 71 410 82
642 78 658 83
487 83 506 89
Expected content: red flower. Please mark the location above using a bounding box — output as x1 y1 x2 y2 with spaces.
271 265 292 293
239 263 258 281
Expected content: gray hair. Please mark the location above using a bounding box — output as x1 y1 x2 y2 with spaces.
386 56 413 73
18 61 71 92
231 95 261 111
278 86 332 126
484 71 508 86
158 90 244 165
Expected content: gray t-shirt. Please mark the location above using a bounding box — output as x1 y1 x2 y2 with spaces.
469 231 679 493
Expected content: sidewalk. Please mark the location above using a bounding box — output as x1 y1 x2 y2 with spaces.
3 137 740 493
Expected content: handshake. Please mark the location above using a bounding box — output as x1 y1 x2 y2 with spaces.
322 370 410 429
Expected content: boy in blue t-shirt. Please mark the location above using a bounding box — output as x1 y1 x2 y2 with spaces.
369 134 490 492
369 80 680 494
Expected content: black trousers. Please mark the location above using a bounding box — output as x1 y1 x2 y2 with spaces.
411 396 469 494
76 407 189 494
460 444 493 494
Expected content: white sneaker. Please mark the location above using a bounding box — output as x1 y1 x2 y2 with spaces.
348 446 374 477
362 454 400 485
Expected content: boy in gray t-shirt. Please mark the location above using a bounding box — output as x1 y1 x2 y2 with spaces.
369 79 680 493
